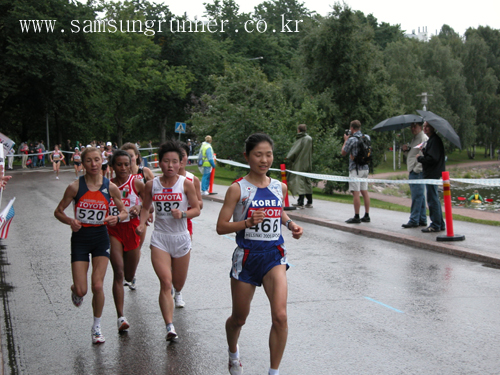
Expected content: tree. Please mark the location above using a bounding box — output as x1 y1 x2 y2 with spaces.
0 0 106 145
420 37 476 152
463 32 500 157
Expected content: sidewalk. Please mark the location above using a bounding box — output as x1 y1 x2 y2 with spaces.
204 183 500 266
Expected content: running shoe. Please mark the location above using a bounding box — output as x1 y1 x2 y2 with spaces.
228 358 243 375
128 277 137 290
92 327 105 344
117 316 130 332
166 324 178 341
174 291 185 308
56 176 59 180
71 290 83 307
201 190 209 196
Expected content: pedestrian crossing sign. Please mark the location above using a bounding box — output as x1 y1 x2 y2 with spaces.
175 122 186 134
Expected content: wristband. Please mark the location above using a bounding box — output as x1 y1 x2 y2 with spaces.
117 216 121 223
182 211 187 219
244 219 249 228
285 219 292 229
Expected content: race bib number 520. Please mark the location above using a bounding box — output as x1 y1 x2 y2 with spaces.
76 207 107 225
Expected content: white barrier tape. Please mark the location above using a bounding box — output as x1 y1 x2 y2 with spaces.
215 158 500 187
10 151 53 157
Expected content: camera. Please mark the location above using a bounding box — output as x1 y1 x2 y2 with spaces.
345 129 351 136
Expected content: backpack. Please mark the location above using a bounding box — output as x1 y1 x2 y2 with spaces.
352 134 373 168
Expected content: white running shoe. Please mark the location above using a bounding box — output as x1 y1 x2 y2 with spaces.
228 358 243 375
201 190 209 195
56 176 59 180
117 316 129 332
128 277 136 290
92 327 105 344
174 291 185 308
166 324 178 341
71 290 83 307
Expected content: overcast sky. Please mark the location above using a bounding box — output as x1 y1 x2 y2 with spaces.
158 0 500 36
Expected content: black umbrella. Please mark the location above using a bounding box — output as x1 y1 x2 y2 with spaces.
416 110 461 149
372 114 423 132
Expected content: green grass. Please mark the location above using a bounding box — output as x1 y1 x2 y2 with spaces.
186 165 500 227
373 146 495 174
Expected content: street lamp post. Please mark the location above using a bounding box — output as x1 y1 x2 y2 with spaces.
417 92 432 111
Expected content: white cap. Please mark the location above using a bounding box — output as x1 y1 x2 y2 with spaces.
86 144 91 148
106 142 112 146
97 146 100 148
74 147 79 150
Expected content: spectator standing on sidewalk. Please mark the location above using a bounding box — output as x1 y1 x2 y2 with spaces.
401 122 428 228
286 124 313 208
20 142 28 169
29 142 36 168
7 147 14 170
39 140 46 167
341 120 371 224
198 135 216 195
417 122 446 233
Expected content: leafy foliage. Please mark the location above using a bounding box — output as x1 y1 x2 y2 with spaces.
3 0 500 185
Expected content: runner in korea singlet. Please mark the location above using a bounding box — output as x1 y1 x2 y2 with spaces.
233 178 284 252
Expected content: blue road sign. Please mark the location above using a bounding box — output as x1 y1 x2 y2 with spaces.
175 122 186 134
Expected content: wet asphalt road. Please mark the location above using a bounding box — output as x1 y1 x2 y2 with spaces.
1 169 500 374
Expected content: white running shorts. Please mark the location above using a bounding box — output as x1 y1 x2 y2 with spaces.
150 230 191 258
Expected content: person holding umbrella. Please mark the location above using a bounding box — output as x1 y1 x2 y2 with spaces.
401 122 428 228
417 122 446 233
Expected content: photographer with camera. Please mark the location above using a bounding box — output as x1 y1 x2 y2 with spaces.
341 120 371 224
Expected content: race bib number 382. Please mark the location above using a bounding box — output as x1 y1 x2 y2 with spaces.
244 207 281 241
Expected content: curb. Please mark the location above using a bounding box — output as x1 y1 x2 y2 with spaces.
203 195 500 266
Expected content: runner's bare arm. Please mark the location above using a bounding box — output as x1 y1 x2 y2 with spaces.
172 179 200 219
106 182 128 226
142 167 155 182
216 183 265 235
54 180 82 232
136 179 153 234
193 175 203 210
130 179 145 218
281 182 302 239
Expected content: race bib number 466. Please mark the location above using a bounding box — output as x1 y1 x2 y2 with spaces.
244 207 281 241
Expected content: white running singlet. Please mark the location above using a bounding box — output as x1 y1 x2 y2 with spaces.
152 175 189 235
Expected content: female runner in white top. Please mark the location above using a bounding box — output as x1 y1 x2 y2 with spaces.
136 140 200 341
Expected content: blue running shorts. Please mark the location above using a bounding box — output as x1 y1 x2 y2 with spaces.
230 244 288 286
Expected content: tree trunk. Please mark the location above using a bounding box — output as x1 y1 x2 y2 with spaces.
160 116 167 143
114 113 123 146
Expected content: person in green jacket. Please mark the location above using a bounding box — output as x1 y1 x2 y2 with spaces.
198 135 216 195
286 124 313 208
468 190 484 203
